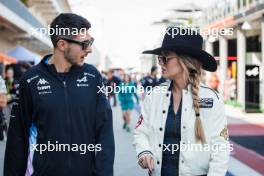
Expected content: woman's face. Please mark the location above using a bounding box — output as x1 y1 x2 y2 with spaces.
158 51 184 80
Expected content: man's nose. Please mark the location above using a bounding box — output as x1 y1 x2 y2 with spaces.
85 46 92 53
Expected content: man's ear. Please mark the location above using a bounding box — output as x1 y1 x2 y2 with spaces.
57 40 67 51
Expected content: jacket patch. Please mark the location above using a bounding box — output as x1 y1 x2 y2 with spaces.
135 115 143 129
199 98 213 108
220 126 229 140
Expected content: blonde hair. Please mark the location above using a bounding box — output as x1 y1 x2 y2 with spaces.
177 54 206 144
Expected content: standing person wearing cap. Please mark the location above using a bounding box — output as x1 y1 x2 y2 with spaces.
134 27 230 176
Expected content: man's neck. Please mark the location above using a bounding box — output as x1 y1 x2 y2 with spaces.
48 54 71 73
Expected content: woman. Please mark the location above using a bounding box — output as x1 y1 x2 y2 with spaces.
134 27 230 176
118 74 139 132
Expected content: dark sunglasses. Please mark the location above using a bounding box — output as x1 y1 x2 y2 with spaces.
157 55 177 65
60 37 94 50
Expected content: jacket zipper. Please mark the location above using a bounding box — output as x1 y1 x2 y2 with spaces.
63 81 72 173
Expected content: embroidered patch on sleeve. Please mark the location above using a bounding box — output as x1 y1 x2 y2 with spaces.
135 115 144 129
199 98 213 108
220 125 229 140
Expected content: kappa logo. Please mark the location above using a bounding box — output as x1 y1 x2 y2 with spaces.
37 78 49 85
37 78 52 95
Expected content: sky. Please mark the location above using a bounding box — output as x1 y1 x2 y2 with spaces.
69 0 216 69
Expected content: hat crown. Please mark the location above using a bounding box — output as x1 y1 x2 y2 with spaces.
162 27 203 50
142 26 217 72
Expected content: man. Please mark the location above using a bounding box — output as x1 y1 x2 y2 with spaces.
141 66 160 93
4 13 115 176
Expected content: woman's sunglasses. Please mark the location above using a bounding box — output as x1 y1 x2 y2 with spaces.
157 55 177 65
60 37 94 50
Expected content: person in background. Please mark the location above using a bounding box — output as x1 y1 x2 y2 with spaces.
118 74 139 132
101 71 108 86
106 70 121 106
5 67 17 104
141 66 159 93
0 75 7 141
209 73 220 91
3 67 18 134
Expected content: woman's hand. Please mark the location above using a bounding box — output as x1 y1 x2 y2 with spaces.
138 154 154 171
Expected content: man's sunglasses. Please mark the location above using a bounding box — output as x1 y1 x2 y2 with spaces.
60 37 94 50
157 55 177 65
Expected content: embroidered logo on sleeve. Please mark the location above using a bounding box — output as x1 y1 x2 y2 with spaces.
220 126 229 140
135 115 144 129
199 98 213 108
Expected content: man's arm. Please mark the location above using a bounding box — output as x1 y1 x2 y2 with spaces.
4 77 33 176
94 74 115 176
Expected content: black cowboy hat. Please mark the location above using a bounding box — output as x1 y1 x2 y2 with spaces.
142 27 217 72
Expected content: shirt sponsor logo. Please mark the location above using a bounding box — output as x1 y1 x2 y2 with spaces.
36 78 52 95
27 75 39 83
84 72 95 78
77 76 89 87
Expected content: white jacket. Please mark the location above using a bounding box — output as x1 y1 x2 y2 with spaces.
133 81 230 176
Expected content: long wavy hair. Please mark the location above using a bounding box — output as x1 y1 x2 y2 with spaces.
177 53 206 144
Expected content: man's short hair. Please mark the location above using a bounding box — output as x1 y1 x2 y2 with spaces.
50 13 91 47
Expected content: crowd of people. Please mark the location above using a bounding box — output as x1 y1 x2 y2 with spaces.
0 63 31 141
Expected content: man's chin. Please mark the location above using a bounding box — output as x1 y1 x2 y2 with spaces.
76 61 85 66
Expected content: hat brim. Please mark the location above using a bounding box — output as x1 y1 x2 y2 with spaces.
143 45 217 72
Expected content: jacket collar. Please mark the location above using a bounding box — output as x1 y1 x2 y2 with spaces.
166 80 191 93
39 54 84 77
